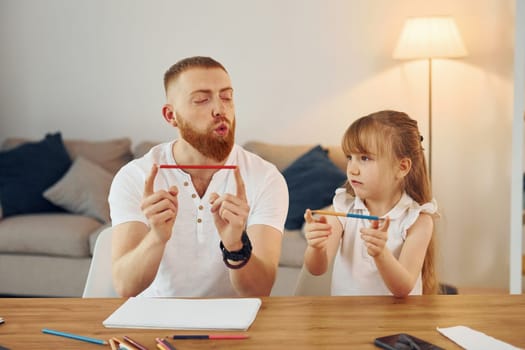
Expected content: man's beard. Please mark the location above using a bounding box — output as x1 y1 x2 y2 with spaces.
176 113 235 162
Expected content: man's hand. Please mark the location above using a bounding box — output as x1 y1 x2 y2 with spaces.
141 164 179 243
360 217 390 257
209 167 250 251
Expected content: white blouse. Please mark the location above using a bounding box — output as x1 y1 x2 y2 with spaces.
331 189 438 296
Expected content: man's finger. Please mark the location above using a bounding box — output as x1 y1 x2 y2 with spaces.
209 192 221 213
144 164 158 197
234 167 247 201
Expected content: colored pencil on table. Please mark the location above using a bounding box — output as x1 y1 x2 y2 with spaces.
154 338 167 350
171 334 249 340
159 164 237 170
311 210 384 221
111 336 148 350
123 335 149 350
109 338 119 350
156 337 176 350
42 328 107 345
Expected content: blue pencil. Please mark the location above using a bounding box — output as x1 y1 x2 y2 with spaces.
42 328 107 345
311 210 384 221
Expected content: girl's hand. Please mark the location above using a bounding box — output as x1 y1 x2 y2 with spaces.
304 209 332 250
360 217 390 257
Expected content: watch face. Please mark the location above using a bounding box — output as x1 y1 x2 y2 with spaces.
225 251 248 261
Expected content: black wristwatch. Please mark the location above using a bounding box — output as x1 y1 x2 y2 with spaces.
220 231 252 269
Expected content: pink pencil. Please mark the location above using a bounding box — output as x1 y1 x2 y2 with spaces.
159 164 237 170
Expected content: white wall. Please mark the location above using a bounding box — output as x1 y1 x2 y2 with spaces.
0 0 517 290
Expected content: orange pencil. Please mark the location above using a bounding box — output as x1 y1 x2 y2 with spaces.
109 338 119 350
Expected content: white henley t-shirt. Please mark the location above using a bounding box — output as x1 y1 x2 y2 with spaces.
109 141 288 297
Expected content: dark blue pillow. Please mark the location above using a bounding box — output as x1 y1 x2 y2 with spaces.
282 145 347 230
0 132 72 217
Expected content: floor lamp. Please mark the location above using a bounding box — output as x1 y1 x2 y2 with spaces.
393 16 467 179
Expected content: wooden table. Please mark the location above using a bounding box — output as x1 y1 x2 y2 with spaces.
0 295 524 349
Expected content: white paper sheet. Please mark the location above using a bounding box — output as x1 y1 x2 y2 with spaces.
437 325 521 350
103 297 262 330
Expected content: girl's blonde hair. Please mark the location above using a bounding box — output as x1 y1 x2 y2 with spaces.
341 110 437 294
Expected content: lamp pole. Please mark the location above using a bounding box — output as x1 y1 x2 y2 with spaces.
428 58 432 180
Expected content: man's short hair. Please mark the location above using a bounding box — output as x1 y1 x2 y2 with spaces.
164 56 227 93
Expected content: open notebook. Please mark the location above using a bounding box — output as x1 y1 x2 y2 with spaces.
103 297 262 331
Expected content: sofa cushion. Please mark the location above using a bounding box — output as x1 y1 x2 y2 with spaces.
2 137 133 175
243 141 313 172
243 141 348 173
0 213 102 257
43 157 113 223
282 145 347 230
64 138 133 175
133 141 162 159
0 133 71 218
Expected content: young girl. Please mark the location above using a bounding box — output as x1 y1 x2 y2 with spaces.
303 110 438 297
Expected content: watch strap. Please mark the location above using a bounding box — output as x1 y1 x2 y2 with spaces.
220 231 252 269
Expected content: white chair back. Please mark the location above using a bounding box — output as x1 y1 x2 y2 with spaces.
82 226 118 297
293 261 333 296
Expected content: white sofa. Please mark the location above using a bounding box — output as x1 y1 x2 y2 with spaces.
0 138 345 297
0 136 133 296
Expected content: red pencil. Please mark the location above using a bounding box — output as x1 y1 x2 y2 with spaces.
159 164 237 170
123 335 148 350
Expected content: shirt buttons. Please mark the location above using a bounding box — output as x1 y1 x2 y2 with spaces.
197 218 202 223
184 181 189 186
198 205 204 210
191 194 197 198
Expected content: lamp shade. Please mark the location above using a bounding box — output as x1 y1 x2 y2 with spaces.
393 16 467 59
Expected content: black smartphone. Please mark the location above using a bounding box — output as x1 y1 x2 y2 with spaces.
374 333 445 350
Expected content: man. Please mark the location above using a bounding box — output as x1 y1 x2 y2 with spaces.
108 56 288 297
